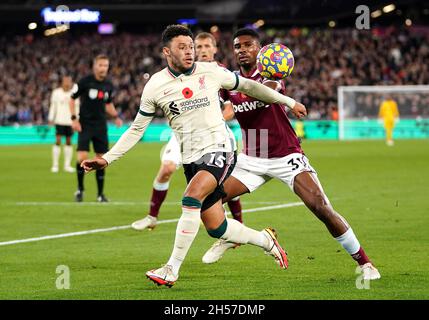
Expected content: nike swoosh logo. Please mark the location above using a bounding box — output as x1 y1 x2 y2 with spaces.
181 230 194 234
164 89 173 95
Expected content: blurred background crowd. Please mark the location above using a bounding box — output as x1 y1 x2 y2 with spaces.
1 26 428 125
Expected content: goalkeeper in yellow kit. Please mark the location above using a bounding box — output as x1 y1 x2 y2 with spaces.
378 95 399 146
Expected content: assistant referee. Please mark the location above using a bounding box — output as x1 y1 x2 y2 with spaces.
70 54 123 202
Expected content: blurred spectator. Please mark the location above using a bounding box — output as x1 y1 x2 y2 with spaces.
0 27 428 125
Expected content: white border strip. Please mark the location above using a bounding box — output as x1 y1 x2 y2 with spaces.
0 202 304 247
338 85 429 92
13 201 284 206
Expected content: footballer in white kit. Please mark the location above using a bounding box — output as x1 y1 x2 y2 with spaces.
104 61 242 214
82 25 306 287
137 61 237 165
131 32 244 234
48 75 79 173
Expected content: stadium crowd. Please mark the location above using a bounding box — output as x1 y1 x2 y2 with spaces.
0 26 428 125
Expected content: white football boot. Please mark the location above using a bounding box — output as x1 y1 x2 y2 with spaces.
361 262 381 280
131 215 157 231
146 265 178 287
202 239 239 264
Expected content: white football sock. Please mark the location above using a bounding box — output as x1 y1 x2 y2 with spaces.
153 179 170 191
167 206 200 275
63 145 73 168
220 219 270 250
335 228 361 255
52 145 60 168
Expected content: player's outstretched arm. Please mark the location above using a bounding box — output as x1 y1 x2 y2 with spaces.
289 102 307 119
97 112 153 168
236 76 307 119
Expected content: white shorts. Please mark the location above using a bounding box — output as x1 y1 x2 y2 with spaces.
231 152 317 192
161 135 182 168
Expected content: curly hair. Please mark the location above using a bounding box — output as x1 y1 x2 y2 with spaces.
162 24 193 47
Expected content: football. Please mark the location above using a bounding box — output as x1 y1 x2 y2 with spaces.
256 43 295 80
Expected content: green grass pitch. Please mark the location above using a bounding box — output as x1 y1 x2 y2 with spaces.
0 140 428 299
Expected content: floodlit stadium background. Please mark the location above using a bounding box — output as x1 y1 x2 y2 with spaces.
0 0 428 301
1 0 428 142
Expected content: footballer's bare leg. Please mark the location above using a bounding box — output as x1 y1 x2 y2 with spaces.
222 175 248 223
201 199 288 269
77 151 89 163
146 170 218 286
201 176 249 264
55 135 61 145
223 176 245 223
293 171 380 279
132 160 177 231
157 161 177 183
222 176 250 203
293 171 348 237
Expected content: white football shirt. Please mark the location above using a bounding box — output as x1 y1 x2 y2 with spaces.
48 87 79 125
104 62 238 165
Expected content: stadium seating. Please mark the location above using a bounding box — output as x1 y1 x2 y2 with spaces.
0 27 428 124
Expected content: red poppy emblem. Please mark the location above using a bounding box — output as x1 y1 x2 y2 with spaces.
182 87 193 99
97 91 104 99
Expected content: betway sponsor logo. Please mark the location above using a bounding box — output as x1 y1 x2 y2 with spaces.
180 97 210 111
233 101 270 113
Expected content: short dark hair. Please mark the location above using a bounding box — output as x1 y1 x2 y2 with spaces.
233 28 260 41
162 24 194 47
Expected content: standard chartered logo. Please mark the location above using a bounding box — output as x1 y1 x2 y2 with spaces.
180 97 210 111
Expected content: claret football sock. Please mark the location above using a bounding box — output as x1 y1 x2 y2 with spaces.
351 247 371 266
227 197 243 223
149 180 169 218
335 228 371 265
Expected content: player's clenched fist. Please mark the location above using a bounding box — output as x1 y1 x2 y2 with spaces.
291 102 307 119
81 158 108 172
